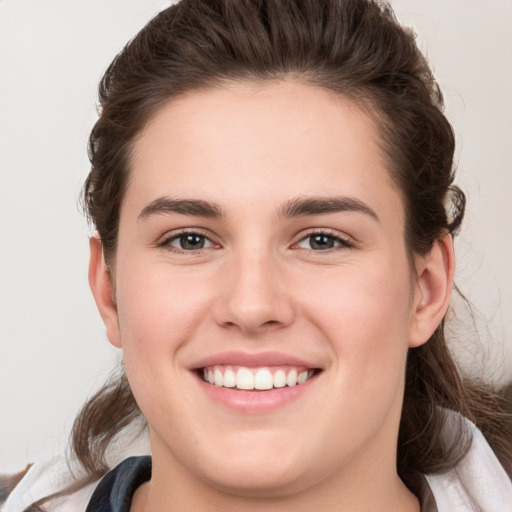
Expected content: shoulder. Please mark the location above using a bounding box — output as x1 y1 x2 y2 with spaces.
1 422 150 512
1 456 152 512
1 455 99 512
86 457 151 512
425 412 512 512
1 466 32 507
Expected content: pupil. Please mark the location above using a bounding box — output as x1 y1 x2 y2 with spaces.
180 234 204 250
311 235 334 250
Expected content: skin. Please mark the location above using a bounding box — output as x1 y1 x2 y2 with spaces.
90 80 454 511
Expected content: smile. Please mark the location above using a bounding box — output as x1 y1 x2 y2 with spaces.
201 365 316 390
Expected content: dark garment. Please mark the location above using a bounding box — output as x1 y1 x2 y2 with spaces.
86 456 151 512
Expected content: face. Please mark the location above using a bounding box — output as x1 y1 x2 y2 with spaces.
91 81 447 499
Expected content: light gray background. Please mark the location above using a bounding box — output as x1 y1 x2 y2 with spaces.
1 0 511 472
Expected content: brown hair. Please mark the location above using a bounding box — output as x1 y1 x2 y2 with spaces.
76 0 512 493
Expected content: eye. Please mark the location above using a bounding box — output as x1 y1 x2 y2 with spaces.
295 232 353 251
160 231 216 252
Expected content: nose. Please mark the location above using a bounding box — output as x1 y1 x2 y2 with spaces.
213 247 295 336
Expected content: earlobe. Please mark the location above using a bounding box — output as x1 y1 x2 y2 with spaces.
409 233 455 348
88 234 122 348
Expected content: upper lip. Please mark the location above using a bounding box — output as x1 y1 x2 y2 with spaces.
190 351 321 370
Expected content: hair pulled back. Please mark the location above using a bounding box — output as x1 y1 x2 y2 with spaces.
76 0 512 492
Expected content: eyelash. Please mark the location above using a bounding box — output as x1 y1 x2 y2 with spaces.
294 230 355 252
158 228 354 254
157 229 217 254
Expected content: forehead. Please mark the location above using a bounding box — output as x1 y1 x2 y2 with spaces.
126 80 403 224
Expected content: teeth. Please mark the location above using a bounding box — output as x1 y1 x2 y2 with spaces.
273 369 287 388
254 369 273 390
236 368 254 390
286 369 298 387
297 371 308 384
201 366 315 390
214 369 223 387
223 369 236 388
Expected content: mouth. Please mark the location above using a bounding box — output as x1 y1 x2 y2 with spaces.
197 365 320 391
190 352 323 411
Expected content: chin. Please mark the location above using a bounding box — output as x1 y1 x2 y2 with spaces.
201 462 310 498
191 432 316 497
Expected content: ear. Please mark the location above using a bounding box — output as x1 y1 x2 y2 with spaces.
409 232 455 348
89 234 122 348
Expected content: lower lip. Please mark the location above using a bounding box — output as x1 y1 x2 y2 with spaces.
194 373 318 413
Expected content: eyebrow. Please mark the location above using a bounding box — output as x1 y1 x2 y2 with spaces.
278 196 379 221
137 195 379 223
138 198 224 221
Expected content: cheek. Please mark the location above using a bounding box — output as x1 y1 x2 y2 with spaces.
115 263 210 344
113 261 217 407
306 260 411 332
113 263 214 420
298 259 413 387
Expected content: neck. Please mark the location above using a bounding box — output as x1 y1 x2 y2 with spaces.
133 453 420 512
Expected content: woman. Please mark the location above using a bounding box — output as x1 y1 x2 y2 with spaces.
2 0 511 511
